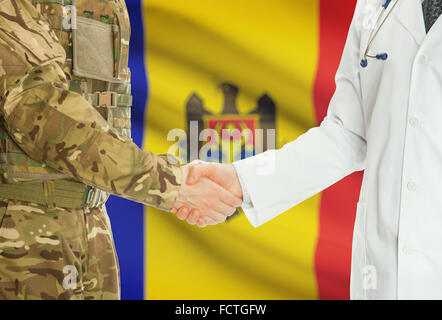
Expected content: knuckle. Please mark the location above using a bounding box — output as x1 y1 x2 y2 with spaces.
177 208 189 219
177 213 186 220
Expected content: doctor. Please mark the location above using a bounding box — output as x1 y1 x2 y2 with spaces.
175 0 442 299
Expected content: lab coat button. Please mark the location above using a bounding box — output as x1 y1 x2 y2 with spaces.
418 55 428 65
407 182 417 191
409 117 420 128
402 246 412 255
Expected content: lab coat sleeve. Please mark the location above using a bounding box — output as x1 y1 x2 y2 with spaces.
233 0 367 228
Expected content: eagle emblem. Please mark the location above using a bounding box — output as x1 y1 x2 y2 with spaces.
186 82 276 164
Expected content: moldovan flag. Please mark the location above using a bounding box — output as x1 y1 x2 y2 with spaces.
143 0 362 299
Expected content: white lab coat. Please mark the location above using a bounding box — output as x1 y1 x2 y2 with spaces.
233 0 442 299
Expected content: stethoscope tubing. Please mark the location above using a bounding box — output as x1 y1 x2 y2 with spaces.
361 0 400 67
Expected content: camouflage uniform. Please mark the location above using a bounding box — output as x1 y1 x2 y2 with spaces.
0 0 181 299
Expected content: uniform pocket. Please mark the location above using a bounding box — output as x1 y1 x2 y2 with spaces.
72 16 121 83
0 200 64 261
0 200 85 299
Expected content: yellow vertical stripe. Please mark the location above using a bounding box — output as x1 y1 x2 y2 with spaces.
144 0 320 299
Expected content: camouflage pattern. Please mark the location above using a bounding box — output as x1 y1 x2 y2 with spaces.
0 198 119 300
0 0 181 210
0 0 182 299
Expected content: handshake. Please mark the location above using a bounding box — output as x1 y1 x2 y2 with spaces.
172 161 243 228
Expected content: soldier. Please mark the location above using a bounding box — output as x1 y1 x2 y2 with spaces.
0 0 240 300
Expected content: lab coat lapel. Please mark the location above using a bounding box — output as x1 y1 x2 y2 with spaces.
393 0 426 45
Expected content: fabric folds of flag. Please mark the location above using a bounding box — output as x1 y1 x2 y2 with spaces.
142 0 359 299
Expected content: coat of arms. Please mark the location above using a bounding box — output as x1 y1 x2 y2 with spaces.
186 82 276 164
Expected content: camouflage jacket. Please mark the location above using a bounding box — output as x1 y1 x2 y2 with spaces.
0 0 181 210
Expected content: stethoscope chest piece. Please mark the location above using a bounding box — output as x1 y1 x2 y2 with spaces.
360 53 388 68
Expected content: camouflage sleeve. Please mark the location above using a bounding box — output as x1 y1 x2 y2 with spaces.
0 0 181 211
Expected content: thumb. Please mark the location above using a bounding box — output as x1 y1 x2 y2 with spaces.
186 164 206 185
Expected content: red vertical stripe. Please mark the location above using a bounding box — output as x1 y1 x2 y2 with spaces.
313 0 363 300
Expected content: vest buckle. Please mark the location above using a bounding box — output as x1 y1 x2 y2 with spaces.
97 91 117 108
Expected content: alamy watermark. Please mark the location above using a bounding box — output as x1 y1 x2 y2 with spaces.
362 264 377 291
167 121 277 175
62 5 77 30
62 265 78 290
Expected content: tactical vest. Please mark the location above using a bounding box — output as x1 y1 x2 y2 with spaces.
0 0 133 208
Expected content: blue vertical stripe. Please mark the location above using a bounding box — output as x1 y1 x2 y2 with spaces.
106 0 147 300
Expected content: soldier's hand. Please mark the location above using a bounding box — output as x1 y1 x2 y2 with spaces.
172 163 242 227
173 161 243 228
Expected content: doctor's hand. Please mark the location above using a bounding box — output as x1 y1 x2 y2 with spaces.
172 164 242 226
173 161 243 227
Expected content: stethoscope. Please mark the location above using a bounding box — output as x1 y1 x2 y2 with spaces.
360 0 400 68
